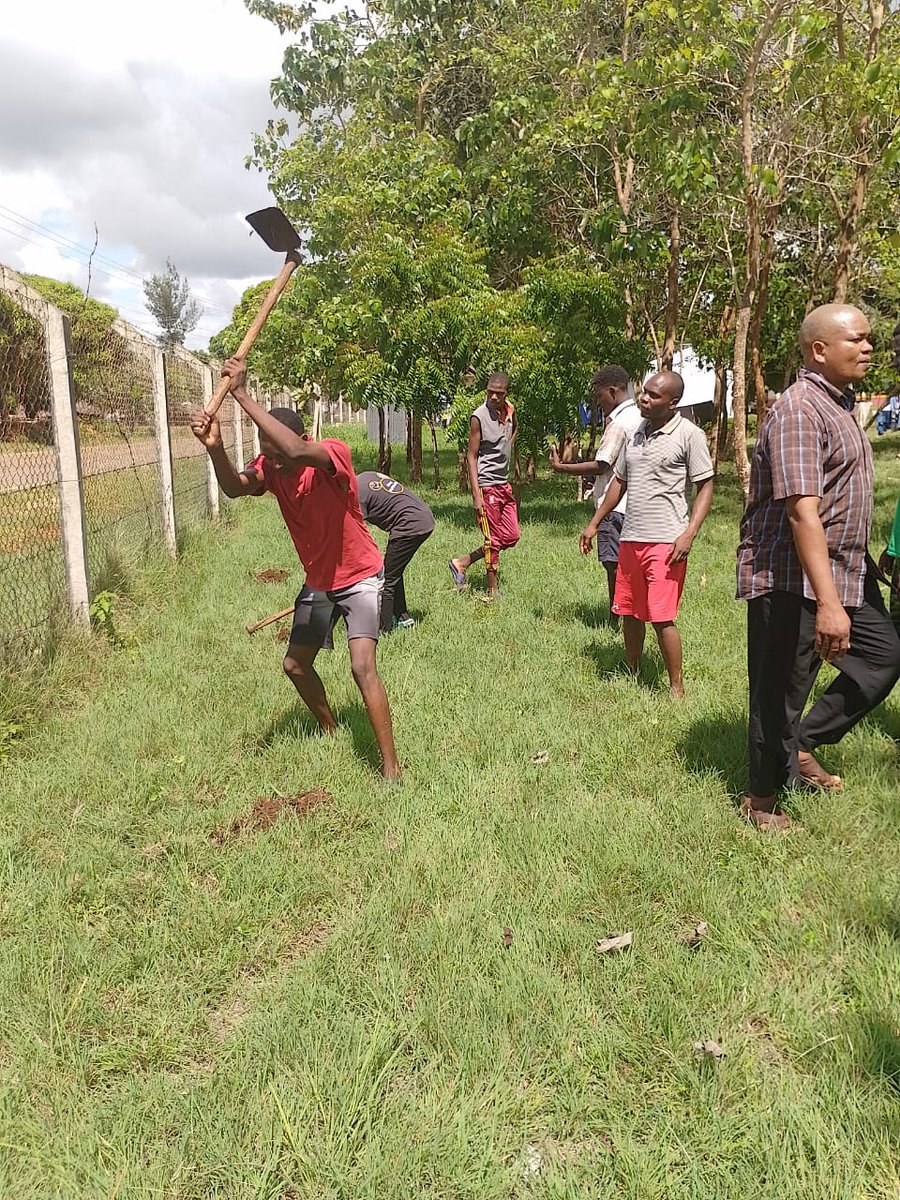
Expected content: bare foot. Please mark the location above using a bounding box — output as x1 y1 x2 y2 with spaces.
796 751 842 791
740 796 793 832
381 763 402 783
670 681 685 700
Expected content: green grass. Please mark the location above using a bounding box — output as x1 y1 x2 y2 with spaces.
1 428 899 1198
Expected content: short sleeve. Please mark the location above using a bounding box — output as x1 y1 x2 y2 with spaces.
595 423 627 468
243 453 271 492
613 440 628 483
685 428 714 483
320 439 353 487
769 404 823 500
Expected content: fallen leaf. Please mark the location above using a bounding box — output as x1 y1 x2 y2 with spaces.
679 920 709 948
274 626 290 642
254 568 289 583
383 828 402 852
530 749 550 765
595 931 633 955
502 927 513 948
693 1039 725 1060
699 573 707 587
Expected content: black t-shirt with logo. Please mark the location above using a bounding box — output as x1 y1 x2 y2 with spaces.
356 472 435 537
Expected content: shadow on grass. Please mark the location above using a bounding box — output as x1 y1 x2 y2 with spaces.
580 638 665 690
561 600 616 630
676 711 747 796
848 1015 900 1133
254 700 383 775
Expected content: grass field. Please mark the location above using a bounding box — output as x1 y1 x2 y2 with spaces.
2 428 899 1199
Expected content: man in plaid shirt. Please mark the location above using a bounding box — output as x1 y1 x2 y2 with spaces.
737 304 900 831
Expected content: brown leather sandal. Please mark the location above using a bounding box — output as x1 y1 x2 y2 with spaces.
740 798 793 832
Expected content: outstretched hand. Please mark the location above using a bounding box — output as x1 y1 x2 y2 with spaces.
190 408 222 450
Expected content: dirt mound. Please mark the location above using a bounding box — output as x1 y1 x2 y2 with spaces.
211 790 332 846
254 568 289 583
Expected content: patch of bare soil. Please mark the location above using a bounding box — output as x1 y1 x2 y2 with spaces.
210 790 332 846
254 568 289 583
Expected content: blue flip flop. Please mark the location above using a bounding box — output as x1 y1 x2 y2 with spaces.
448 559 467 589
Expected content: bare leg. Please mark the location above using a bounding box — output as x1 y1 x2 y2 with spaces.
348 637 401 780
283 643 338 732
653 620 684 698
622 616 645 678
451 547 484 577
603 563 618 624
486 561 500 596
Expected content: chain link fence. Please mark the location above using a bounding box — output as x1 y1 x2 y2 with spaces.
0 264 296 663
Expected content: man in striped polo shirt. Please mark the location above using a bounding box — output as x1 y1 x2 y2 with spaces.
449 372 519 598
737 304 900 831
580 371 715 698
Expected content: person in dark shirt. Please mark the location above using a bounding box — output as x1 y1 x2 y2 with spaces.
356 471 435 632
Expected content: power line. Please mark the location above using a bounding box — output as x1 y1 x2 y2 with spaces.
0 207 239 318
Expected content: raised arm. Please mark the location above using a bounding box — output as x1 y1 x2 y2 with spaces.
549 445 603 476
190 410 265 498
222 357 338 479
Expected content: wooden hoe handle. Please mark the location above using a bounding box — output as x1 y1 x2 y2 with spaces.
246 605 295 636
205 254 300 416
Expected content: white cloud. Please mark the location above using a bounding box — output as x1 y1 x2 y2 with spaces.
0 0 295 347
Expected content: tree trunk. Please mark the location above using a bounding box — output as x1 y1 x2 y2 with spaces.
732 302 752 500
526 454 536 483
410 409 423 484
430 421 441 490
710 362 727 473
377 406 390 473
750 225 776 429
457 451 468 493
661 207 680 370
406 411 413 467
833 0 884 301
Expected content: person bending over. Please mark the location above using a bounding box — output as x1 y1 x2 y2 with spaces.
191 356 400 780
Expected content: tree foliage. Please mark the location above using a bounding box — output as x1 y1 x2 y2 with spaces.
225 0 900 484
143 259 202 349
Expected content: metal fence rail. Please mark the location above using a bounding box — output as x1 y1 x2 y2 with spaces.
0 264 298 660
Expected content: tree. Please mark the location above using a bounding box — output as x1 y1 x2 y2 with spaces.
143 260 202 348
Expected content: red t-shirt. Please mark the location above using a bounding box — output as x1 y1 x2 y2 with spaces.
246 440 382 591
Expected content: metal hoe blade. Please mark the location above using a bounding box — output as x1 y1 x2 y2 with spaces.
245 207 303 253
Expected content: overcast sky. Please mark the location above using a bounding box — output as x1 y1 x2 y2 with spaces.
0 0 294 347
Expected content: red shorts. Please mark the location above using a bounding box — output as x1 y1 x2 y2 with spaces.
612 541 687 623
478 483 519 570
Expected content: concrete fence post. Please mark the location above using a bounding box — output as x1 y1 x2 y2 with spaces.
232 393 245 470
250 380 261 459
47 308 91 624
152 349 177 557
200 365 220 520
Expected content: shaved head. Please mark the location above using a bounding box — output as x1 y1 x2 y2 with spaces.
650 370 685 401
798 304 872 388
800 304 867 356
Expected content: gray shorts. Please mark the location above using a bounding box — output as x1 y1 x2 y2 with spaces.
595 510 625 564
289 571 384 648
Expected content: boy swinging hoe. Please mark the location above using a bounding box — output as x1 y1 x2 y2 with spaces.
191 357 401 781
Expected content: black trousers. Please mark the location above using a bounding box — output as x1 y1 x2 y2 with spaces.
380 531 432 632
747 571 900 796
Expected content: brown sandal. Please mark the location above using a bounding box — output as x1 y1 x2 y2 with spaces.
796 753 843 792
740 798 793 833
